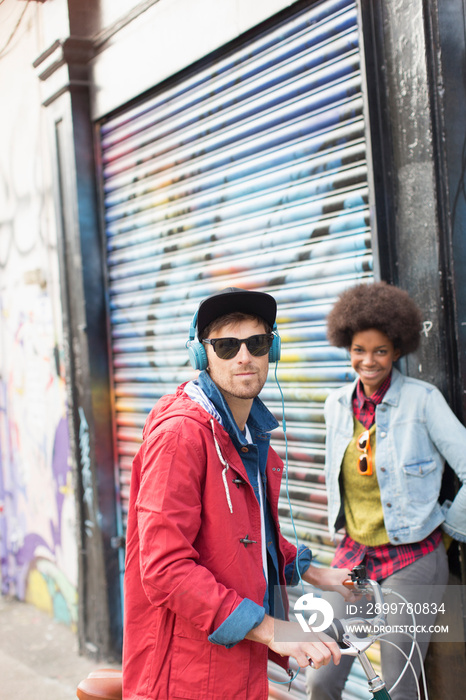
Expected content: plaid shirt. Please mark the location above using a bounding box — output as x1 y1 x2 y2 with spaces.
332 529 442 580
352 372 391 429
332 371 442 580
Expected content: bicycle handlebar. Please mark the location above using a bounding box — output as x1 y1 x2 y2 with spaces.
322 565 388 657
311 566 425 699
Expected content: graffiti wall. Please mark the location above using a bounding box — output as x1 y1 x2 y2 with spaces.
0 2 78 627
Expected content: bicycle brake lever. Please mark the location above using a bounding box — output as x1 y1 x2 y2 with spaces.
307 627 372 668
330 616 381 656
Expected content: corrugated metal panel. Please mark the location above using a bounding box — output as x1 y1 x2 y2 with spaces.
99 0 375 697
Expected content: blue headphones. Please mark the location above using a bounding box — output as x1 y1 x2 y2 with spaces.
186 310 281 370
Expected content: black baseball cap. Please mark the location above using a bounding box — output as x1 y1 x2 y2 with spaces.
196 287 277 337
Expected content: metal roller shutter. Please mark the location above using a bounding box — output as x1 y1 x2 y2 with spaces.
99 0 376 696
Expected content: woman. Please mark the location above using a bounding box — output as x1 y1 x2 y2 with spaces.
306 281 466 700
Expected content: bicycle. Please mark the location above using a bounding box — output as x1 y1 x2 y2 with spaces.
317 564 430 700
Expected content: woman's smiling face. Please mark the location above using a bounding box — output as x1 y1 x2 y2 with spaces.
350 329 401 396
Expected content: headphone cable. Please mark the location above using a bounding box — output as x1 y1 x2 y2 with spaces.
274 360 305 593
266 362 305 689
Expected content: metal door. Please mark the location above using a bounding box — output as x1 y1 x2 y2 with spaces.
98 0 375 696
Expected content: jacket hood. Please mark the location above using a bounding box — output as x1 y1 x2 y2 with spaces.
142 383 210 440
142 383 235 514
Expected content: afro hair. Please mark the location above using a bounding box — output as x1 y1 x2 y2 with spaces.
326 281 423 356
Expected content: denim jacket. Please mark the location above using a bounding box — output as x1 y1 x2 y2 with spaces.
324 368 466 544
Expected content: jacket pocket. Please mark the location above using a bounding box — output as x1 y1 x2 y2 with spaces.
170 632 251 699
402 460 437 503
403 460 436 476
170 632 212 699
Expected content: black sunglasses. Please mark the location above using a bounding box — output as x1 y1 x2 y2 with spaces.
202 334 273 360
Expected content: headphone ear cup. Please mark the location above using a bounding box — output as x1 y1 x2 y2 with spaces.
187 341 208 371
269 333 281 363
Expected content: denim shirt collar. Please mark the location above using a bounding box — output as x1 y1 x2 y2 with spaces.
196 370 278 444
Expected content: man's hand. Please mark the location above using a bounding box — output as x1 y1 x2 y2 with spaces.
303 564 359 602
245 615 341 669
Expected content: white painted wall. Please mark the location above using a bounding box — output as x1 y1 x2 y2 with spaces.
91 0 297 118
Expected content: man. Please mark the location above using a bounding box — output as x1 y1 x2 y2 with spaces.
123 287 352 700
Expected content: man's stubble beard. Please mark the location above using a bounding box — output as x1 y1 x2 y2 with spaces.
208 365 268 402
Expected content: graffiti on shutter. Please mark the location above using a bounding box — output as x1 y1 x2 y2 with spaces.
99 0 374 697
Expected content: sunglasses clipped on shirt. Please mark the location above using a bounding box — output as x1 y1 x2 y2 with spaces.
357 429 373 476
202 333 273 360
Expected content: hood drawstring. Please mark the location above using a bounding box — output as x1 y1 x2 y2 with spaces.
210 418 233 514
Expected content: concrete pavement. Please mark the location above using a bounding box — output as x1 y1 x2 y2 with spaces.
0 595 120 700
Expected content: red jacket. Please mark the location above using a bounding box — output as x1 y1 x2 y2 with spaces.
122 386 298 699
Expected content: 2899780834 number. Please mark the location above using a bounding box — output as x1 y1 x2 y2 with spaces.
361 602 446 616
